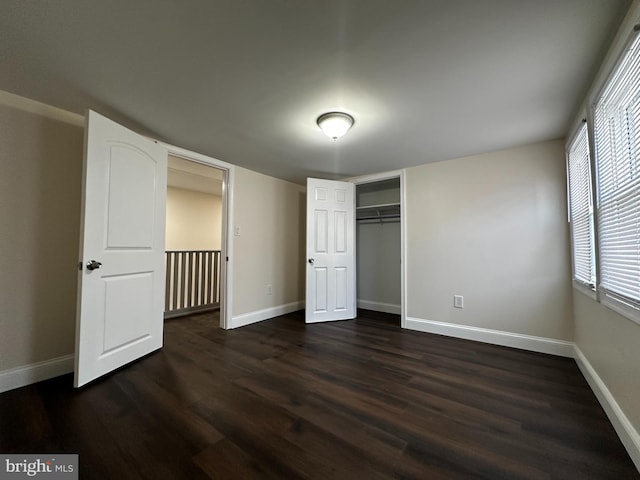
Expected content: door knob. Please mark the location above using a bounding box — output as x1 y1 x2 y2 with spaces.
308 258 314 264
86 260 102 271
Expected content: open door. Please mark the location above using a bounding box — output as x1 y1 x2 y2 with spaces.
74 110 168 387
305 178 356 323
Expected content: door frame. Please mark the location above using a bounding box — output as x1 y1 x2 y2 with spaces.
160 142 235 330
346 169 407 328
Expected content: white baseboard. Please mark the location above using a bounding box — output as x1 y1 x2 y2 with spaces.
405 317 574 357
230 301 304 329
357 300 401 315
0 354 74 394
574 346 640 471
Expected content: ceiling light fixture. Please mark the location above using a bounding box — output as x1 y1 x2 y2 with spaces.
317 112 354 140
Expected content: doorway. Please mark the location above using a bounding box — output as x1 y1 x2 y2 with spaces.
352 170 406 326
161 145 234 330
75 111 235 387
165 155 224 321
304 171 406 327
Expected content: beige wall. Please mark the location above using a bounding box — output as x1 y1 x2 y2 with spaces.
406 139 573 340
0 103 83 370
232 167 306 316
166 187 222 251
574 293 640 430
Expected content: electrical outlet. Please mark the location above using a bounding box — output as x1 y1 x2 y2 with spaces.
267 284 273 295
453 295 464 308
234 226 241 236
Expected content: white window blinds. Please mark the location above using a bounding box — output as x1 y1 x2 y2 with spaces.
567 123 595 287
593 31 640 309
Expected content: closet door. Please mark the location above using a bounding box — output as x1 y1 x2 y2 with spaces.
305 178 356 323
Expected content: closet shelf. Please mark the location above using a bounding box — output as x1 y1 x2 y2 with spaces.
356 202 400 221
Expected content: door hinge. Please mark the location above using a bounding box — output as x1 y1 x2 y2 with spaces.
226 256 229 262
78 261 83 271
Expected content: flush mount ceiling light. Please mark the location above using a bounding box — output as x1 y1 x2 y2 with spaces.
317 112 354 140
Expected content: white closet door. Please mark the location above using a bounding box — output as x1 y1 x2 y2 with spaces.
305 178 356 323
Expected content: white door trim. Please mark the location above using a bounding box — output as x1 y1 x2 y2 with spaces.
159 142 235 330
346 169 407 328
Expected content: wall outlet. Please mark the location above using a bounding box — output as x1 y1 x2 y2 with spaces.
267 284 273 295
234 225 241 236
453 295 464 308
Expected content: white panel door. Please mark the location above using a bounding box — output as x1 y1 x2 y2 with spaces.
306 178 356 323
74 110 167 387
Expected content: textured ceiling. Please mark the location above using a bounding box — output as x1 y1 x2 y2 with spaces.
0 0 632 184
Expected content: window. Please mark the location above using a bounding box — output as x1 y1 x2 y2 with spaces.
567 123 596 288
593 30 640 318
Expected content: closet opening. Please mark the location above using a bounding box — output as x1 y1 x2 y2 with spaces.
355 176 402 324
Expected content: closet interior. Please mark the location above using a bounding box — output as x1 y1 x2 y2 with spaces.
355 178 401 317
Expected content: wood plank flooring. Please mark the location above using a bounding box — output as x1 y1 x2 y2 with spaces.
1 310 637 479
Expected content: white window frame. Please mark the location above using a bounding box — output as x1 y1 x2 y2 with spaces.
566 121 597 300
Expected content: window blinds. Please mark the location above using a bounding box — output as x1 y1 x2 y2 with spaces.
567 123 595 286
593 31 640 308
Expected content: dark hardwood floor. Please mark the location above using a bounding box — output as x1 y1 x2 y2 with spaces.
1 310 637 479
